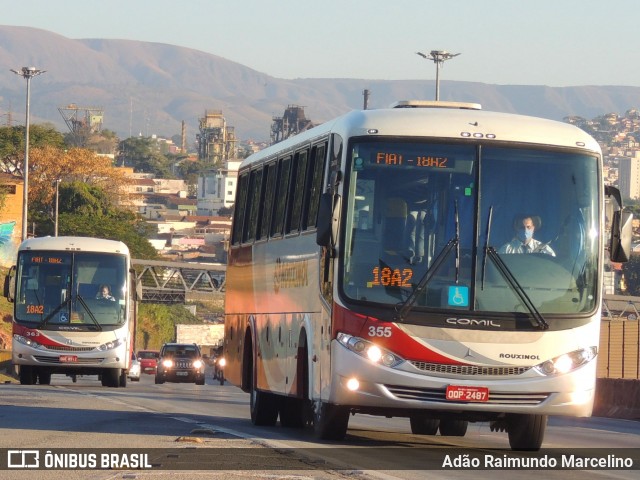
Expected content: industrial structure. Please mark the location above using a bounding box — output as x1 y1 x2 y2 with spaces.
58 104 104 147
270 105 315 144
196 110 237 165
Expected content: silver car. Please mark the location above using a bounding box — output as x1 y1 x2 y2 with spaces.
127 353 141 382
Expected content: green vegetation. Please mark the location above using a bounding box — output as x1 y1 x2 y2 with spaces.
136 303 201 350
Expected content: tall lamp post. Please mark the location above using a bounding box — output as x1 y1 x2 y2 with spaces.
11 66 46 241
53 178 61 237
416 50 460 101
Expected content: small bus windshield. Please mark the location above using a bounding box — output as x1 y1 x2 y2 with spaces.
15 251 128 329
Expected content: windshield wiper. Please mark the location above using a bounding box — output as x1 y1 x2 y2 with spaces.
37 297 71 329
76 295 103 331
481 207 548 330
484 250 549 331
395 201 461 322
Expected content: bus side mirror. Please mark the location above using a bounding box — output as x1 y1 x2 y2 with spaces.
316 193 341 250
316 193 333 247
610 209 633 263
605 185 633 263
4 265 15 303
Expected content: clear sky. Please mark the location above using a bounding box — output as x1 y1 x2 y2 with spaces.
2 0 640 87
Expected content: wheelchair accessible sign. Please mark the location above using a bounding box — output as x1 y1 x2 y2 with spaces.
448 285 469 307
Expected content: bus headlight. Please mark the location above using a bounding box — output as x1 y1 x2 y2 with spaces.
97 337 125 351
14 334 43 349
533 347 597 376
337 333 404 368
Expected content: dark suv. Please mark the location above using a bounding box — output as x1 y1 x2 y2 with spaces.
155 343 205 385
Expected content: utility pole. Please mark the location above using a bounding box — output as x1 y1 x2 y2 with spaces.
416 50 460 101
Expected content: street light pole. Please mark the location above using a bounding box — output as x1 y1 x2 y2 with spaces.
54 178 61 237
416 50 460 101
11 66 46 241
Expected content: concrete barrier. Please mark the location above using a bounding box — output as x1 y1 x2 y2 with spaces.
593 378 640 419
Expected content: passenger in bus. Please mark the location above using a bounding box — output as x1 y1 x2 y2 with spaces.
499 215 555 256
96 284 116 301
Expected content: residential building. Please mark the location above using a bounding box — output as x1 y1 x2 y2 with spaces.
197 159 241 215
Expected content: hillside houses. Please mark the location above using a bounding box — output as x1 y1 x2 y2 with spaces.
122 168 233 262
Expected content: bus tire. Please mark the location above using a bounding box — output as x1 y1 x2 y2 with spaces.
101 368 120 387
19 365 36 385
439 419 468 437
506 414 547 451
118 370 127 388
409 416 440 435
250 387 279 426
313 401 349 440
279 397 306 428
37 370 52 385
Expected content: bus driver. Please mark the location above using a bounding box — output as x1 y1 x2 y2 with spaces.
499 215 555 256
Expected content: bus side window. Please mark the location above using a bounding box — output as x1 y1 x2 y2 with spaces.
271 156 292 238
303 142 327 230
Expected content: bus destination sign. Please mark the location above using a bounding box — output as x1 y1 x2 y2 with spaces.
376 152 453 168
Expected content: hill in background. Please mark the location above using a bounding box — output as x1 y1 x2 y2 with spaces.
2 25 640 143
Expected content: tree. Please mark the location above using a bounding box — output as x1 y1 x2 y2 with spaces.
47 181 158 259
27 145 134 221
0 124 65 175
622 254 640 296
118 137 174 178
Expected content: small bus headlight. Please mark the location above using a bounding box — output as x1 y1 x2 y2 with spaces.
337 332 404 368
14 334 43 349
98 337 125 351
533 347 597 376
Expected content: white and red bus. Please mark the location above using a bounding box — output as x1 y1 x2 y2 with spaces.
223 101 631 450
5 236 138 387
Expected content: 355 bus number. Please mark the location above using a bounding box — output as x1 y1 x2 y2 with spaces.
370 267 413 287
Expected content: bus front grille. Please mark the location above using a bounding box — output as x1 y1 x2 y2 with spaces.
385 385 549 405
43 345 95 352
410 361 530 376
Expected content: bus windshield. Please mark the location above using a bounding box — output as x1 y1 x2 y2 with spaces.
15 251 128 329
341 140 599 317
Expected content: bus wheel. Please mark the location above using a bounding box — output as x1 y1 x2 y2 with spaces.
506 414 547 451
409 416 439 435
37 371 52 385
19 365 36 385
118 370 127 388
279 397 308 428
439 419 468 437
101 368 120 387
313 401 349 440
250 386 279 426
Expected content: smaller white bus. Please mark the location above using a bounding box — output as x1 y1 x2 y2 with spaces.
4 236 138 387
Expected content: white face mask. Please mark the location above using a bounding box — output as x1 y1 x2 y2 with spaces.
517 227 533 242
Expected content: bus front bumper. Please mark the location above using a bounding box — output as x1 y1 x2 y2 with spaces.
328 340 596 418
